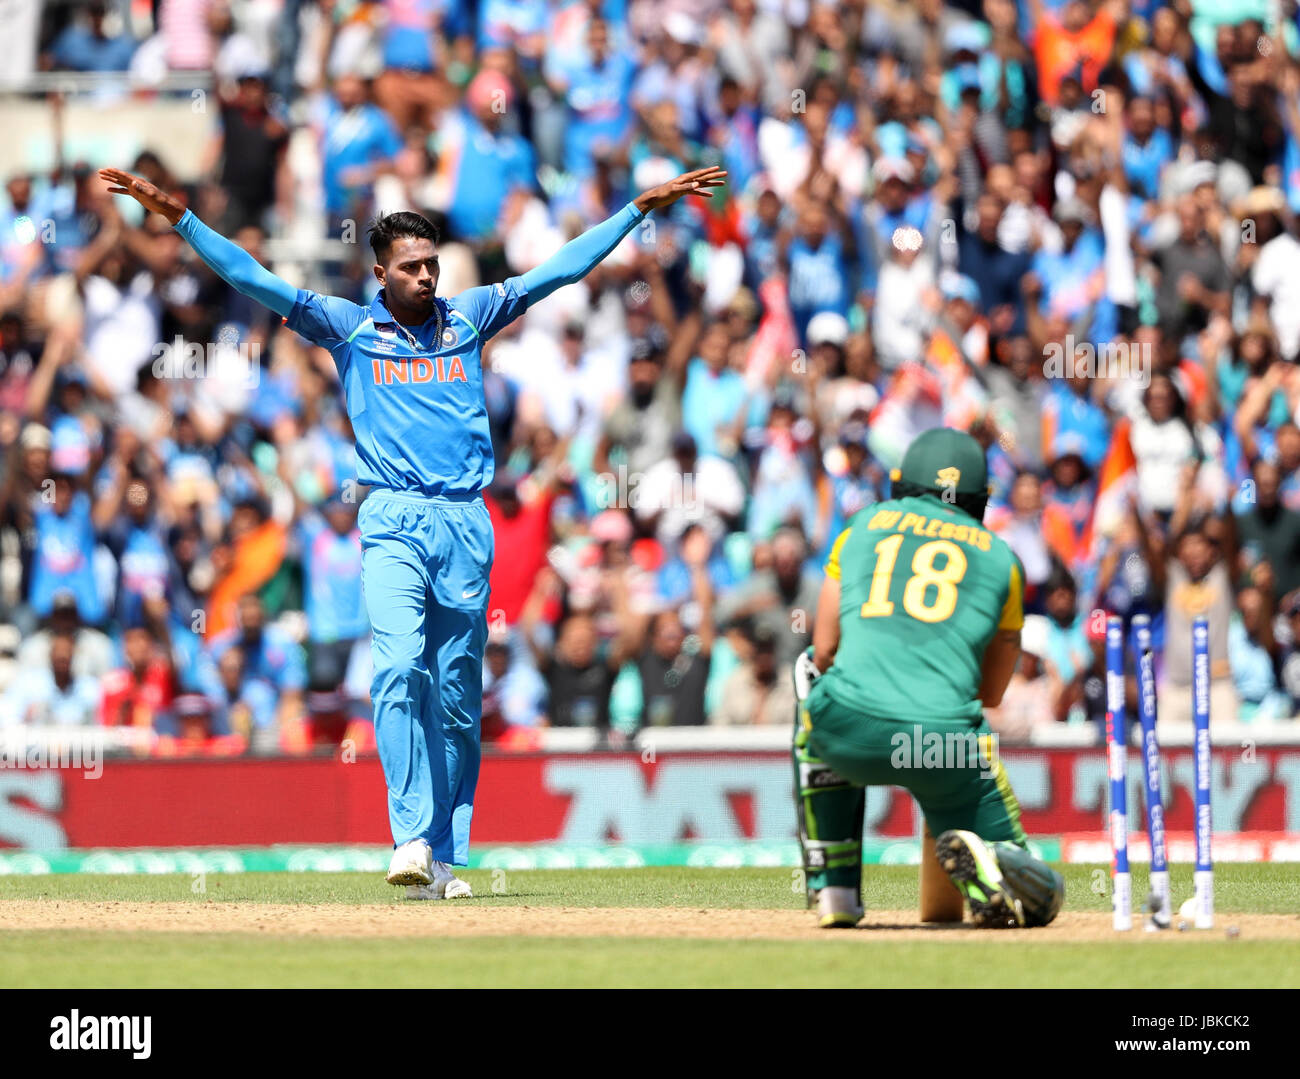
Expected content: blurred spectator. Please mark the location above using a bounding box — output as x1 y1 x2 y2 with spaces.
1235 460 1300 603
1160 523 1238 729
636 602 713 729
656 523 734 610
207 69 289 232
0 631 99 726
297 497 368 705
481 632 547 737
439 69 537 245
1153 196 1230 344
199 594 305 750
989 471 1054 607
596 328 681 477
1228 585 1291 721
986 614 1060 740
958 191 1032 338
712 622 793 726
530 611 621 730
717 526 818 672
635 430 744 547
1041 564 1091 687
1280 593 1300 715
100 624 174 729
315 73 403 232
203 643 275 745
486 471 555 625
16 591 114 683
550 17 635 178
205 497 288 638
46 1 137 73
30 475 105 626
153 691 247 756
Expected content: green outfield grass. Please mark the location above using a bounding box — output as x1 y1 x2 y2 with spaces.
1 932 1292 989
1 864 1297 988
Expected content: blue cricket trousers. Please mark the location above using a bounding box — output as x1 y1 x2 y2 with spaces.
359 489 492 865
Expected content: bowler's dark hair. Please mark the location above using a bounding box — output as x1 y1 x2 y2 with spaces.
368 212 440 263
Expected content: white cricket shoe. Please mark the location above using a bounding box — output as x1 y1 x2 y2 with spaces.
386 838 433 886
816 886 863 929
404 861 472 900
435 861 472 898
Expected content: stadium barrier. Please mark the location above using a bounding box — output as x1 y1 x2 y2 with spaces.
1 732 1297 867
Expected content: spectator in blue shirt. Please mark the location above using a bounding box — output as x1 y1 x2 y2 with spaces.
656 523 735 608
317 74 403 227
1122 96 1174 200
101 475 171 628
298 497 367 698
1030 196 1116 345
47 1 137 73
478 0 549 59
958 191 1033 338
30 475 105 626
205 642 279 740
551 18 636 177
681 321 751 459
443 70 537 244
786 203 854 345
200 593 306 751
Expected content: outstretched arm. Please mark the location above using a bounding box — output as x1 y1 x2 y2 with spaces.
519 166 726 305
98 167 297 319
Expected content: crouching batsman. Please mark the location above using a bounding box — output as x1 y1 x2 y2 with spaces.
102 164 726 898
793 427 1064 928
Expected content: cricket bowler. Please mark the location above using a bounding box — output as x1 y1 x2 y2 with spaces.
793 427 1064 928
101 163 726 898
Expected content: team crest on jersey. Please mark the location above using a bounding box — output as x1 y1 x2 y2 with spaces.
936 466 961 487
442 327 458 347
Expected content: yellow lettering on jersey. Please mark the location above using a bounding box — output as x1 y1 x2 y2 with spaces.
897 513 922 534
868 510 901 530
939 522 956 539
924 518 944 536
953 525 969 543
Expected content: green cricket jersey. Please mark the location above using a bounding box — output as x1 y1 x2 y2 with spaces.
820 494 1024 722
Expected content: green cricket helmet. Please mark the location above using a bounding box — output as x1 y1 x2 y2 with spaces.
890 427 992 521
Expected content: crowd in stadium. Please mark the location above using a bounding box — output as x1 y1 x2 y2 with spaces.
2 0 1300 753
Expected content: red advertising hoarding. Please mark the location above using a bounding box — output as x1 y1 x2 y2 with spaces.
0 746 1296 849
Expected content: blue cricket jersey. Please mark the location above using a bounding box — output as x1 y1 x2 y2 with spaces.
287 281 528 497
172 200 647 499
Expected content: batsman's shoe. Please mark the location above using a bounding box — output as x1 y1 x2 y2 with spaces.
816 886 863 929
386 838 434 887
935 830 1025 929
434 861 472 899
